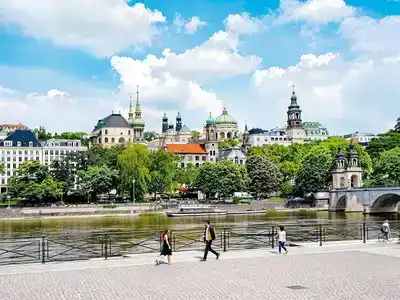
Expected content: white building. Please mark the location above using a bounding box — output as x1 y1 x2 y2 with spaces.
342 132 375 147
42 139 87 166
217 147 247 165
0 129 42 194
244 126 292 148
303 122 329 141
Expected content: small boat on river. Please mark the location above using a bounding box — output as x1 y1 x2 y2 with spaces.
165 206 227 217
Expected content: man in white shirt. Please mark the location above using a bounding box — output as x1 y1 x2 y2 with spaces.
277 225 288 254
381 220 390 240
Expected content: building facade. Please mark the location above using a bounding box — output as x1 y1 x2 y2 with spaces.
243 126 291 149
303 122 329 141
0 129 42 194
343 132 375 147
214 107 239 140
160 113 193 145
165 144 208 168
331 144 363 188
42 139 87 166
217 146 247 165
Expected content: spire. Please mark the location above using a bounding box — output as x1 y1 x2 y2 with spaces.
135 85 141 112
291 85 297 103
128 93 134 122
245 121 248 132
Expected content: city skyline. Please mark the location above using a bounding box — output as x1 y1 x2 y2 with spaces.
0 0 399 135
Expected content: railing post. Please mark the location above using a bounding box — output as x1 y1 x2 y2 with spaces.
223 228 227 252
319 225 323 246
104 235 108 260
363 222 366 243
271 226 275 249
41 236 46 264
173 233 176 252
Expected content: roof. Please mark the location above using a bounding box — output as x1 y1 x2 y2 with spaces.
42 139 82 147
166 144 207 154
179 125 191 134
0 129 41 147
216 108 237 125
218 147 246 159
0 123 27 129
92 113 132 132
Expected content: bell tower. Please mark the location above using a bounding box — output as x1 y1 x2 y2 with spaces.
286 85 305 143
204 112 218 162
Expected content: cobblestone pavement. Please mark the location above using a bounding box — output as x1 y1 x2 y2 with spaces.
0 250 399 300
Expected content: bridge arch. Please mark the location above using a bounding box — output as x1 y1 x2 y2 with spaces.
371 193 400 211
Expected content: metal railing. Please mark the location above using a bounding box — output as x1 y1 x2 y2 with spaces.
0 220 399 265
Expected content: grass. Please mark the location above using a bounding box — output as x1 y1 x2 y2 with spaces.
139 212 165 217
267 197 286 202
0 200 19 208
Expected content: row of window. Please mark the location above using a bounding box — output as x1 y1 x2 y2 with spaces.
0 150 40 155
46 142 80 147
180 155 207 162
253 137 289 142
2 141 35 147
44 150 77 155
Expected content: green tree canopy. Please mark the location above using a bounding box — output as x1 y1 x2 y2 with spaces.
372 147 400 186
117 144 150 201
246 155 283 199
8 161 63 203
174 163 199 188
148 150 178 198
295 145 333 193
218 139 239 149
50 160 76 194
366 131 400 160
77 165 119 201
87 145 125 168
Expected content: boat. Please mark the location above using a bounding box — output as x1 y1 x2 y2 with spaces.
165 206 227 217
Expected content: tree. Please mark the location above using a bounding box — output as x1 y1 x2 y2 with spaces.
191 130 200 138
218 139 239 149
366 131 400 160
372 147 400 186
87 145 125 168
8 161 63 203
246 155 283 199
0 163 4 175
50 160 75 194
33 126 52 141
175 163 199 187
77 165 119 201
148 150 178 198
295 145 333 193
117 144 150 201
195 161 247 199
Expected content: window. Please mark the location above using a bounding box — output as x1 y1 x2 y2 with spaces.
6 157 10 162
55 150 59 155
17 141 21 147
180 163 185 168
18 157 22 162
202 156 206 161
45 150 49 155
6 164 10 169
128 130 131 135
105 129 108 135
50 150 54 155
29 142 33 147
36 157 40 161
195 156 200 161
12 164 16 169
111 138 115 143
196 163 199 167
4 141 12 146
67 142 72 147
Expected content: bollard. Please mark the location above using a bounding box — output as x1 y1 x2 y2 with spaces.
41 236 46 264
363 223 366 243
319 225 323 246
223 228 227 252
104 235 108 260
271 226 275 249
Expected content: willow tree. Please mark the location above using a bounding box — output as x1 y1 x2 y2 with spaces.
117 144 150 201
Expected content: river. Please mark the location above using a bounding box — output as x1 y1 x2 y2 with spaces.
0 210 398 236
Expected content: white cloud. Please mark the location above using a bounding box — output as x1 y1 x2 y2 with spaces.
224 13 263 34
340 16 400 57
173 14 206 34
280 0 356 24
0 0 165 57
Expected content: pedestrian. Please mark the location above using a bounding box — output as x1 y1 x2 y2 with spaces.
200 220 220 262
155 228 172 265
276 225 288 255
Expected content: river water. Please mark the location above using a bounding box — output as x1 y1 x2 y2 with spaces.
0 210 398 236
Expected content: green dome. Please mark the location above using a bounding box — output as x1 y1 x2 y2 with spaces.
215 108 237 124
131 118 145 128
206 112 215 125
176 112 182 120
162 113 168 121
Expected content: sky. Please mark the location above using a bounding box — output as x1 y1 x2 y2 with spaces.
0 0 399 135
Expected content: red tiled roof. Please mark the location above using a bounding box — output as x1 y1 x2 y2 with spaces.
166 144 207 154
1 123 26 128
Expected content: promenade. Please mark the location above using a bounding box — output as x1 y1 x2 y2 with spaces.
0 242 399 300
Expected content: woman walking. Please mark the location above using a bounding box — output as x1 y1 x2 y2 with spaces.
277 226 288 255
156 228 172 265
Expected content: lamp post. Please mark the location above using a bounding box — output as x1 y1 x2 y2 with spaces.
132 179 136 205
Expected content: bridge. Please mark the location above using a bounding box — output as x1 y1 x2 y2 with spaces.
329 187 400 213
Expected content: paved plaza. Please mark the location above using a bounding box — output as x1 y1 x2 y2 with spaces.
0 242 399 300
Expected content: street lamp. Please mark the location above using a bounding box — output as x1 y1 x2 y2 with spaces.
132 179 136 205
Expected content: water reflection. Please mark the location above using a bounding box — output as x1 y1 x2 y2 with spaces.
0 211 398 236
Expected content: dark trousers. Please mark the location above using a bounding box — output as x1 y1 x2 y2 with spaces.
203 240 218 260
278 241 287 253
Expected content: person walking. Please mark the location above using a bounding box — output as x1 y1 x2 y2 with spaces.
276 225 288 255
155 228 172 265
200 220 220 262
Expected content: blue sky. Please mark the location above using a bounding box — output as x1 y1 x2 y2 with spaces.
1 0 400 135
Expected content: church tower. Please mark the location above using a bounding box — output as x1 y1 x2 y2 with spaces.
242 121 250 153
162 113 168 133
131 85 145 142
128 94 134 124
205 112 218 162
286 85 305 143
176 112 182 132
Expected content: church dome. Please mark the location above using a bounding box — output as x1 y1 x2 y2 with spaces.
176 112 182 120
131 118 145 128
206 112 216 125
215 108 237 125
162 113 168 121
